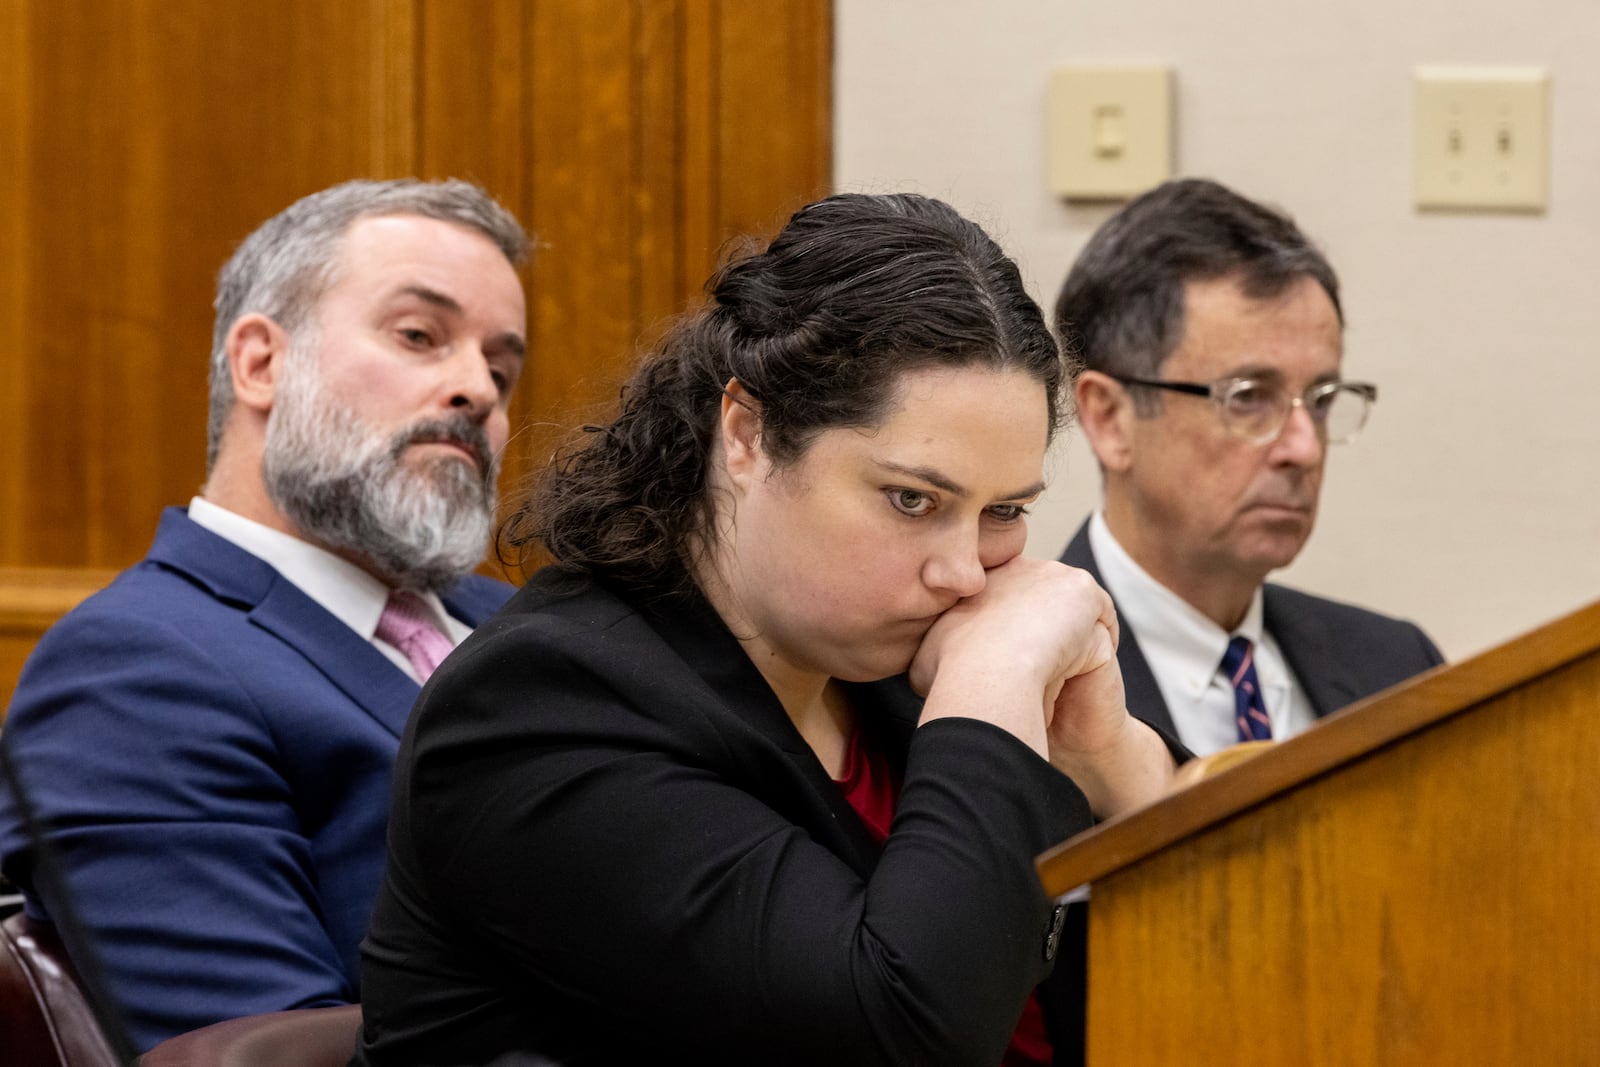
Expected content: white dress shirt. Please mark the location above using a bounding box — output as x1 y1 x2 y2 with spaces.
1087 512 1316 756
187 497 469 683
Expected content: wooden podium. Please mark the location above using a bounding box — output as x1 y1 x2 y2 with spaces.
1037 600 1600 1064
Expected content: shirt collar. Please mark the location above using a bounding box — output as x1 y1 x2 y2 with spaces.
186 496 450 639
1087 511 1266 677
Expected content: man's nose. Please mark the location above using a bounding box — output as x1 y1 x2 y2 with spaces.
1270 399 1325 466
447 347 501 421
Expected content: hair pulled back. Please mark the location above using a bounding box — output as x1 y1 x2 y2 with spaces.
507 192 1062 591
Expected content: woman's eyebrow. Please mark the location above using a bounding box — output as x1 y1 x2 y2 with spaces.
876 461 1045 501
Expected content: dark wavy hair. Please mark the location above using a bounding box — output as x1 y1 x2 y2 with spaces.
504 192 1063 591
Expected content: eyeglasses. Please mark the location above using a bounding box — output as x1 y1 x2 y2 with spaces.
1107 372 1378 445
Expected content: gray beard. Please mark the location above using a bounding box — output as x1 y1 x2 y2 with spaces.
262 371 499 594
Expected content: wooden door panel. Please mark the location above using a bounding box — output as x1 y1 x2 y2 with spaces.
0 0 831 709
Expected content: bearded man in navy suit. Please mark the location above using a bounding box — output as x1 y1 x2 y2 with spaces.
0 178 530 1051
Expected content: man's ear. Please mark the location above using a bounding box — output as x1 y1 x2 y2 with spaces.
1074 370 1136 475
224 313 294 415
718 378 763 491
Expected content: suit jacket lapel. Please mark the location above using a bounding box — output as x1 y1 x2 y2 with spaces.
1060 520 1179 738
1109 626 1177 738
249 580 421 738
1263 584 1358 717
149 508 422 739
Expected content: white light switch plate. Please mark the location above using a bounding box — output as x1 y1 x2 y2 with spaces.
1048 66 1172 201
1414 65 1550 212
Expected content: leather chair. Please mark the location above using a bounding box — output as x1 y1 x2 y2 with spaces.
135 1004 362 1067
0 908 124 1067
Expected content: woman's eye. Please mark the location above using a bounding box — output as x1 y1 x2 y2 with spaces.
399 327 434 347
886 489 934 517
987 504 1029 523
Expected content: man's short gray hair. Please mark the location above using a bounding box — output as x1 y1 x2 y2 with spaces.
207 178 531 470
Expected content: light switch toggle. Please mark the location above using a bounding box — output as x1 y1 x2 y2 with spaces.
1092 105 1126 158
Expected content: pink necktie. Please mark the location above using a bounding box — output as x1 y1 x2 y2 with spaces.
375 591 455 682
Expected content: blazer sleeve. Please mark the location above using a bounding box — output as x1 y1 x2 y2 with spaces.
401 625 1093 1066
0 606 356 1051
1412 622 1447 670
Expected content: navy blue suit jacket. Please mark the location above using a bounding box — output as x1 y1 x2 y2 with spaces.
0 507 511 1051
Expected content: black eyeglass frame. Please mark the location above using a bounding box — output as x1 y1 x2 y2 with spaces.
1105 373 1379 445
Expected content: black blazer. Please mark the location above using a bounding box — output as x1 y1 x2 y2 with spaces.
356 570 1112 1067
1060 521 1445 736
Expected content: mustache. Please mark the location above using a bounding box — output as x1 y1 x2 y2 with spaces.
1245 472 1320 512
390 416 495 479
1246 495 1316 511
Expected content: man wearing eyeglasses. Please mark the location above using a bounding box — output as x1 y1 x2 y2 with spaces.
1056 177 1442 758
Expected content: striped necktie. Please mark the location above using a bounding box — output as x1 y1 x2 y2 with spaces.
1221 635 1273 742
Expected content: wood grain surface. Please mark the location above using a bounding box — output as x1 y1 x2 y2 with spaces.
1056 602 1600 1064
0 0 832 707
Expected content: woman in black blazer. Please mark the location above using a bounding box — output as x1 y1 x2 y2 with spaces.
355 193 1180 1066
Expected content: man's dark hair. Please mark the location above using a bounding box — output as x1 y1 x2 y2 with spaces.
1054 178 1341 411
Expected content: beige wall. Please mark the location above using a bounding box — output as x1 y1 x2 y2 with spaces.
835 0 1600 660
